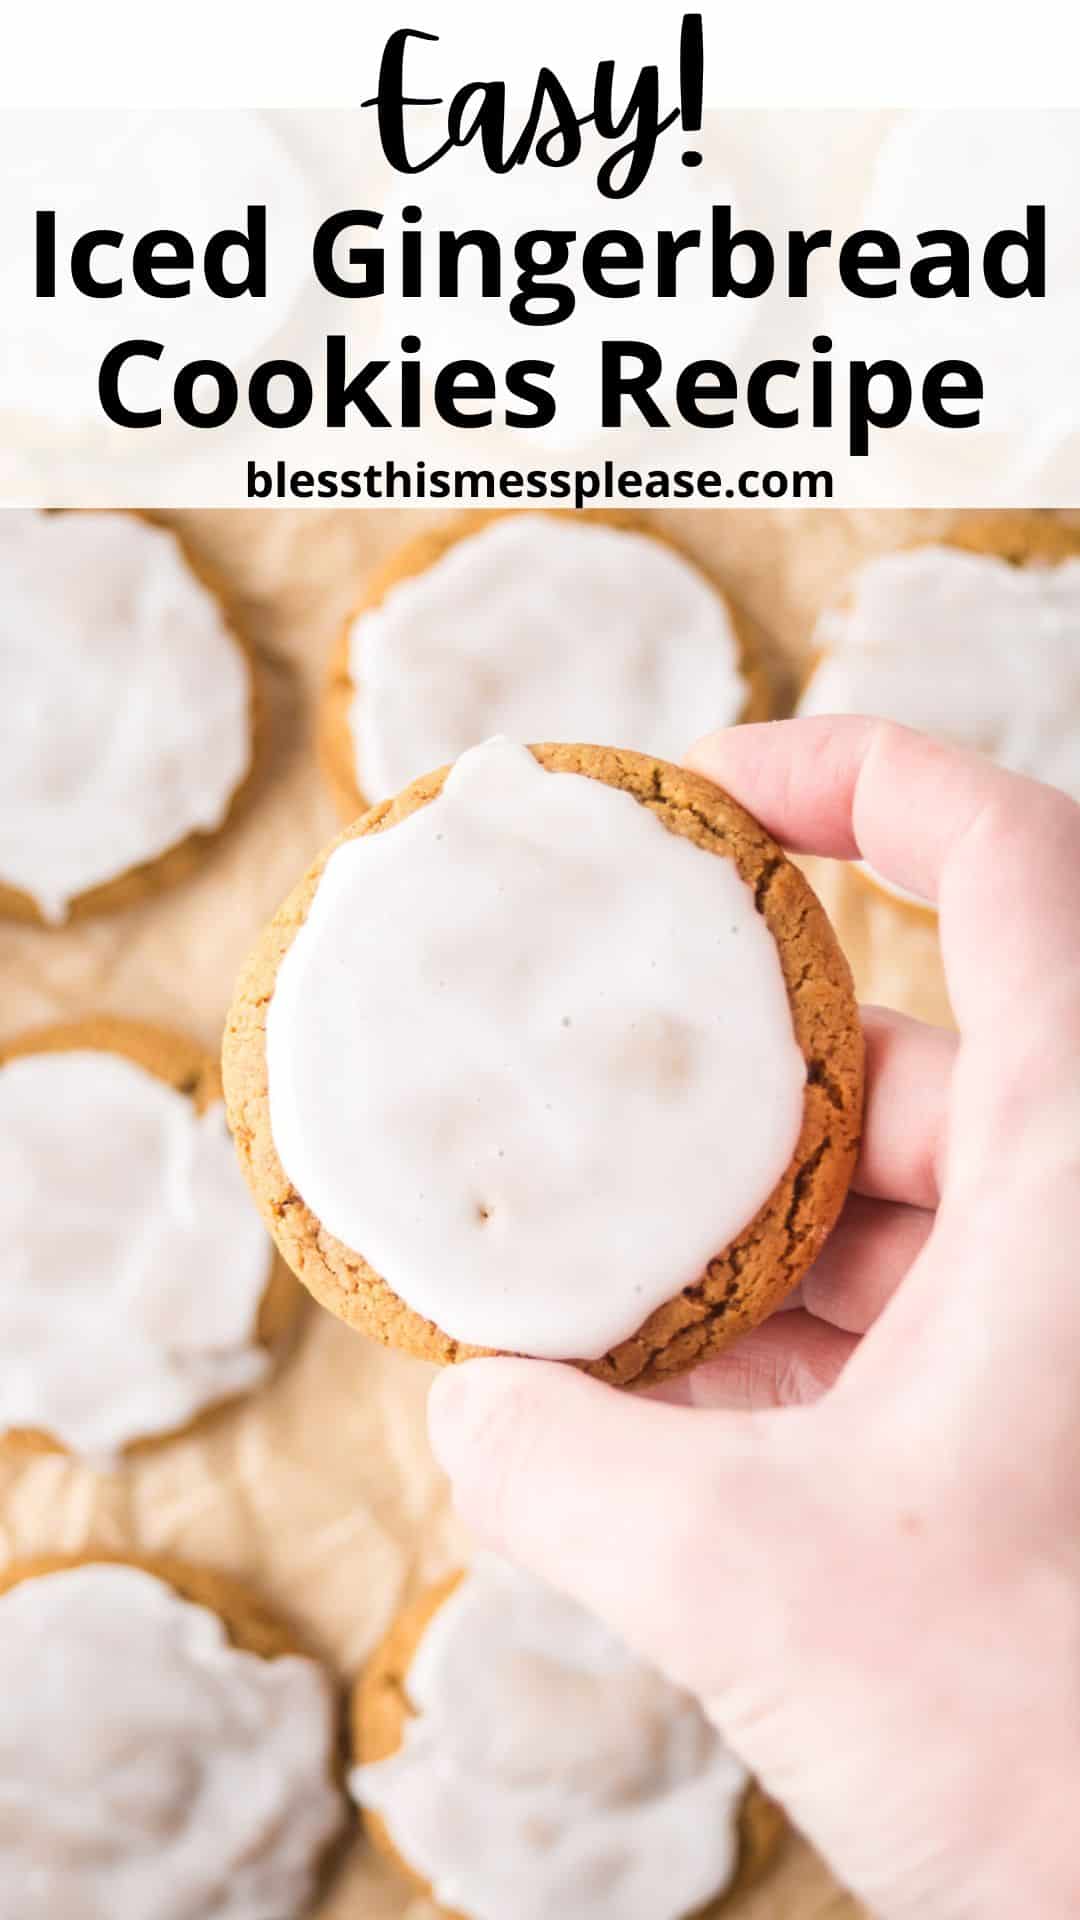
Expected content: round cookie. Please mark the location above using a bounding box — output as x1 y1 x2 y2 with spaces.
350 1563 784 1920
0 1551 345 1918
0 510 261 925
0 1548 310 1659
319 509 772 818
0 1016 300 1461
798 511 1080 916
224 740 862 1389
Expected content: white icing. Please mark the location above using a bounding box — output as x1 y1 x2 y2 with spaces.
0 1049 275 1460
799 544 1080 905
0 511 252 921
266 738 805 1360
349 516 748 802
351 1557 749 1920
0 1564 344 1920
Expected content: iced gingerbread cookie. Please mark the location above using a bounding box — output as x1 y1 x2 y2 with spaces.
0 1017 299 1463
351 1557 784 1920
0 1552 345 1919
798 513 1080 911
0 510 258 924
224 738 862 1388
319 510 771 816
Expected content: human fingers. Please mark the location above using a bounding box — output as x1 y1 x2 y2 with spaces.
649 1189 933 1407
648 1311 857 1411
685 717 1080 1032
427 1358 805 1695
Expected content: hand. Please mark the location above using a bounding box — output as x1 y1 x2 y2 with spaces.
428 716 1080 1920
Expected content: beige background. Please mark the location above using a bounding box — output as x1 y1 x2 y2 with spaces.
0 506 969 1919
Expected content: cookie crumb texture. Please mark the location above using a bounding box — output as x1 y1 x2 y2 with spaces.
225 744 862 1389
0 1553 345 1920
350 1563 785 1920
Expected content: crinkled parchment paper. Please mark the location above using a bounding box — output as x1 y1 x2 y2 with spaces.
1 504 980 1919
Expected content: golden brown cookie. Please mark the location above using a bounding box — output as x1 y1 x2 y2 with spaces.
801 510 1080 923
0 1549 311 1661
224 745 862 1390
351 1573 785 1920
0 1015 300 1458
0 512 262 927
319 509 773 820
0 1550 346 1905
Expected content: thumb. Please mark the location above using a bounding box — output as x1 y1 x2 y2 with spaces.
428 1356 806 1700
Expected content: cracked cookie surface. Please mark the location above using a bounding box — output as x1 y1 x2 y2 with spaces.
223 745 863 1389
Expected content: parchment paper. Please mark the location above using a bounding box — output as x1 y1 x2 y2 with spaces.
0 504 972 1919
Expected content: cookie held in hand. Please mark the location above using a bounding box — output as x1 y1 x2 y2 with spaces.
798 512 1080 914
225 739 862 1388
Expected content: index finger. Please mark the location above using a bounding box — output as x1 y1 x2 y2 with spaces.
685 716 1080 1035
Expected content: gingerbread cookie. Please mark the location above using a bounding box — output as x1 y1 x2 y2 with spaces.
224 739 861 1388
320 510 771 817
0 1017 299 1462
0 1552 344 1918
0 510 259 924
798 513 1080 911
351 1558 784 1920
